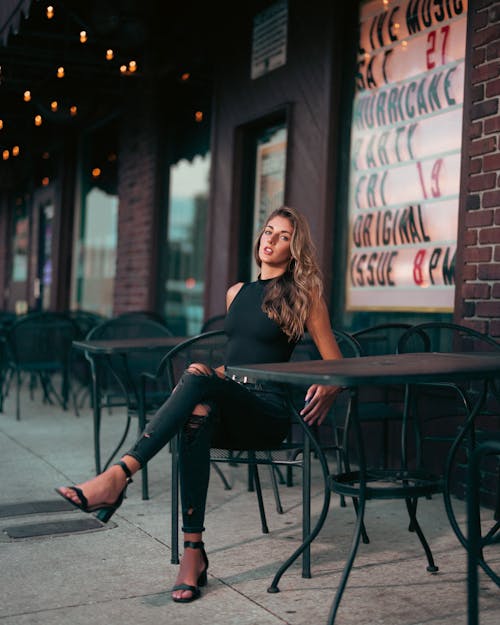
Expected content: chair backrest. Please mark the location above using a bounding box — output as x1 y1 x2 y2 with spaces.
115 310 172 332
66 310 108 339
353 323 415 356
291 329 362 362
6 312 78 368
396 322 500 355
200 314 226 332
158 330 228 392
86 317 175 397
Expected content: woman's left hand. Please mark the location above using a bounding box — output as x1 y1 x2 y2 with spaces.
300 384 344 426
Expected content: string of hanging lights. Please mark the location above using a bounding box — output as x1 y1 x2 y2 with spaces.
0 1 143 186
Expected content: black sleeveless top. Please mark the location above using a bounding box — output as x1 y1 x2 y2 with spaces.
224 278 298 367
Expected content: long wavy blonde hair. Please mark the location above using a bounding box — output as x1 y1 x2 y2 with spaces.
253 206 323 341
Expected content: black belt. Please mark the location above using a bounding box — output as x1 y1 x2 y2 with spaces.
229 374 281 391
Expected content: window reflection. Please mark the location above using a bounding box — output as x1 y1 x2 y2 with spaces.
164 154 210 335
72 187 118 316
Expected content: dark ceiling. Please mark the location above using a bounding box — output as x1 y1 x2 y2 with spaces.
0 0 234 188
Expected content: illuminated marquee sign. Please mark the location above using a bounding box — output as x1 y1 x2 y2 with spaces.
346 0 467 311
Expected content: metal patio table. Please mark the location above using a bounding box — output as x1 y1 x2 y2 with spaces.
227 351 500 625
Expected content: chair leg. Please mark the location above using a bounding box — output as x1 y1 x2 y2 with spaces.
268 463 284 514
211 461 232 490
16 370 21 420
171 435 180 564
405 497 438 572
327 494 367 625
249 460 269 534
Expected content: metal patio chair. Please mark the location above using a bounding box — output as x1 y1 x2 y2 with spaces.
3 312 79 420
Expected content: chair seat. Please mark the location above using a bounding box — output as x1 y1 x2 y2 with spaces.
330 468 443 499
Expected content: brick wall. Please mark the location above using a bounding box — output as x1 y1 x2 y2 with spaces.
114 87 161 315
459 0 500 337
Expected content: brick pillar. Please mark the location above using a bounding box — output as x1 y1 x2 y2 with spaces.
456 1 500 337
114 86 163 315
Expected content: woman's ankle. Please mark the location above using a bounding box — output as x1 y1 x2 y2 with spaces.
120 455 141 475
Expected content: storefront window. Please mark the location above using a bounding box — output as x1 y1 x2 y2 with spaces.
164 154 210 335
70 120 118 316
251 123 287 280
71 187 117 316
11 203 29 283
345 0 467 312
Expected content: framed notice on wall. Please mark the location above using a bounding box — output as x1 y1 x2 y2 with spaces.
345 0 468 311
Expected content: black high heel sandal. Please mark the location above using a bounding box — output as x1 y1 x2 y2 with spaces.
171 540 209 603
55 460 133 523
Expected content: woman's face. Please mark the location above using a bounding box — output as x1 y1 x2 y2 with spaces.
258 215 293 273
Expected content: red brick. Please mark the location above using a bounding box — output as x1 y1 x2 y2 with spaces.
466 209 494 227
473 7 489 30
476 300 500 316
483 190 500 208
487 40 500 61
472 97 500 119
479 227 500 243
468 172 496 192
495 246 500 261
483 152 500 171
463 246 493 262
475 0 496 11
496 208 500 225
493 283 500 298
470 136 497 156
474 23 500 47
484 116 500 133
486 77 500 96
478 263 500 279
472 47 486 67
463 230 478 245
462 283 491 299
489 3 500 22
490 319 500 337
468 121 484 138
462 265 478 280
470 158 482 174
460 300 476 318
471 62 500 85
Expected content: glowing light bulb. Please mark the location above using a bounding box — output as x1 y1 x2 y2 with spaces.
34 114 42 126
128 60 137 73
2 149 9 160
0 119 3 130
181 72 190 81
92 167 101 178
70 105 77 116
57 66 65 78
23 90 31 102
106 49 114 61
12 146 20 156
80 31 87 43
42 177 50 186
194 111 203 122
46 6 54 19
119 65 127 74
50 101 58 112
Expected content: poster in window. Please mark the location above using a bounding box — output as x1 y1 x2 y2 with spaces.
345 0 468 311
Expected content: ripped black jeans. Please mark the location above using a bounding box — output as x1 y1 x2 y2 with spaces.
126 368 289 533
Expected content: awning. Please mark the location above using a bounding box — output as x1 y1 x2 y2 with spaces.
0 0 32 46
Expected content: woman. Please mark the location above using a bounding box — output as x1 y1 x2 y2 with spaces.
56 206 343 603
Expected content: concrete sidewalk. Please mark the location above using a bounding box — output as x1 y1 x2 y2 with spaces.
0 384 499 625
